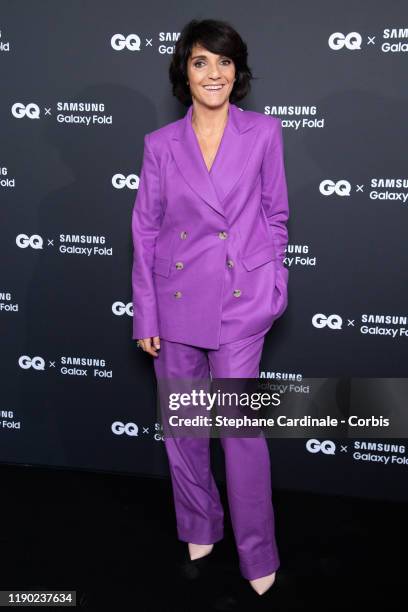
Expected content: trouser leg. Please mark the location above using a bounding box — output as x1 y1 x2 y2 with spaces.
207 329 280 580
153 339 224 544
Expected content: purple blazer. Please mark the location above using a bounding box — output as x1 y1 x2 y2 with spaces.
131 102 289 349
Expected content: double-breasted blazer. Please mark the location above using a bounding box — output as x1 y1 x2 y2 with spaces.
131 101 290 349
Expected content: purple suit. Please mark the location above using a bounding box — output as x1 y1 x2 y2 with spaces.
131 101 290 581
131 102 289 348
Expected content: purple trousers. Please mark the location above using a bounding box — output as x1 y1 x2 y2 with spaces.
153 328 280 580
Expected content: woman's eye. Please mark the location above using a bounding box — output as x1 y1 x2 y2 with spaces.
193 59 232 68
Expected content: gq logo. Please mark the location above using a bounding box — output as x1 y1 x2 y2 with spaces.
19 355 46 370
112 301 133 316
111 34 141 51
328 32 362 50
16 234 44 249
312 314 342 330
112 421 139 436
319 180 351 196
306 439 336 455
112 174 139 189
11 102 41 119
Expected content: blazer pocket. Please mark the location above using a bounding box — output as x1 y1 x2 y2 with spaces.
153 256 171 278
241 243 276 271
272 264 289 317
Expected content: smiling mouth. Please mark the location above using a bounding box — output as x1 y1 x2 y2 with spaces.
202 84 225 92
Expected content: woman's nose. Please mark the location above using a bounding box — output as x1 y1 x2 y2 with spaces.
208 67 222 78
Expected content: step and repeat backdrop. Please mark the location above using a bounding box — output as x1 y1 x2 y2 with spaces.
1 1 407 501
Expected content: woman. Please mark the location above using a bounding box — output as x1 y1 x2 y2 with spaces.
131 19 289 596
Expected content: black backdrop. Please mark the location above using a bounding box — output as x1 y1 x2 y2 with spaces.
1 0 407 501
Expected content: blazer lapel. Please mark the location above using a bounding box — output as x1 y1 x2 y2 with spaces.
169 102 258 218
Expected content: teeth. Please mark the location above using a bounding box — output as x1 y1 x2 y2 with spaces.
204 85 223 90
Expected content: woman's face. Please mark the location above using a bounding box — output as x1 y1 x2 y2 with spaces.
186 43 236 109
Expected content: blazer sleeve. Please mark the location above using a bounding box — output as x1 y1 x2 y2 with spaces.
131 133 163 340
261 118 289 268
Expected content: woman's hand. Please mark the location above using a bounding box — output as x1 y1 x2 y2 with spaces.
137 336 161 357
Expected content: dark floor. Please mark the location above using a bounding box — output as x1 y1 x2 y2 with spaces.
0 464 405 610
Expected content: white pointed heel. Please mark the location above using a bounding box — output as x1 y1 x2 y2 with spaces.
188 542 214 560
249 571 276 595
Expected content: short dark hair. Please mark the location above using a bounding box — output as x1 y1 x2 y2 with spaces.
169 19 253 107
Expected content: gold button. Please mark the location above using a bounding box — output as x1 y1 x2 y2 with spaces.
180 231 188 239
227 259 234 268
233 289 242 297
174 291 182 298
218 231 228 240
175 261 184 270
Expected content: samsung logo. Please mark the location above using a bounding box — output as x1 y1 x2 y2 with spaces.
59 234 106 244
371 178 408 188
354 441 405 454
383 28 408 39
361 314 408 325
56 102 105 112
158 32 180 42
61 357 107 367
265 106 317 116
